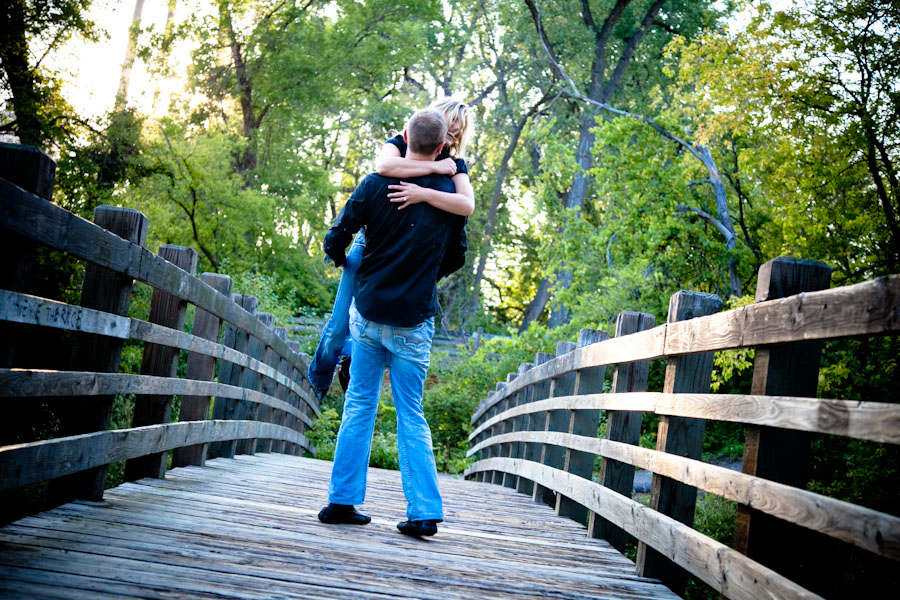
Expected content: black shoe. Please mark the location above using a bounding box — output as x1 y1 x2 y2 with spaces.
397 519 439 537
314 387 328 403
338 355 351 392
318 503 371 525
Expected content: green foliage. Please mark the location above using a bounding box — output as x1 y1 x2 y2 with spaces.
423 326 559 473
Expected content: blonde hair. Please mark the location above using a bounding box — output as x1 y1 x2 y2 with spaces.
427 97 473 157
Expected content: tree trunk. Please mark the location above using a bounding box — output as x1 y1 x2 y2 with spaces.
220 4 259 173
0 0 43 146
150 0 178 114
115 0 145 111
519 277 552 332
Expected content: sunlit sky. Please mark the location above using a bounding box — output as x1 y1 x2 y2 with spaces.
47 0 194 121
47 0 795 122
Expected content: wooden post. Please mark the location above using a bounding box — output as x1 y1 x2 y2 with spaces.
733 257 831 583
209 294 257 459
497 371 518 487
504 362 534 490
254 315 277 454
534 342 576 508
0 143 57 201
172 273 233 468
519 351 553 496
0 144 57 452
124 245 197 481
636 291 721 595
556 328 608 525
473 392 495 483
235 312 271 455
52 206 149 502
490 381 511 485
590 311 655 550
269 327 290 454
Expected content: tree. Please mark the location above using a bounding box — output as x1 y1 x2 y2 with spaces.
0 0 97 147
520 0 709 326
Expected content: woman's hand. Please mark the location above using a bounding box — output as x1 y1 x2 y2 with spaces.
388 182 430 210
434 157 458 176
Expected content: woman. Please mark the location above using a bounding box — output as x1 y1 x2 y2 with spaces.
308 98 475 400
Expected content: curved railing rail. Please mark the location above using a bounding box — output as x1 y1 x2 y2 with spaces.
0 144 318 507
467 258 900 599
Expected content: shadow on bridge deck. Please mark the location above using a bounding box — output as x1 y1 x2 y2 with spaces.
0 454 676 599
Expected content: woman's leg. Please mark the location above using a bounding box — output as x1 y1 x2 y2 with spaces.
307 232 365 395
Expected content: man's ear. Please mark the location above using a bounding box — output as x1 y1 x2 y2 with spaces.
402 129 407 144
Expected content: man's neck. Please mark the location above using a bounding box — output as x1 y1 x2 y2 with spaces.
406 150 439 162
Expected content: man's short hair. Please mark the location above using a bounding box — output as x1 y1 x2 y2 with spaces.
406 109 447 155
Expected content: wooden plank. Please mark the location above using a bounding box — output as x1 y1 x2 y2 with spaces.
0 290 316 410
592 312 655 549
173 273 233 468
0 369 311 428
664 274 900 354
503 362 534 490
0 421 308 491
556 328 607 524
53 205 148 503
471 327 666 424
469 457 823 600
0 453 680 600
126 245 198 481
472 275 900 426
466 431 900 560
470 391 900 446
0 181 310 377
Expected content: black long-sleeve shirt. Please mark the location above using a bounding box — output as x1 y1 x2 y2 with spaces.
323 173 467 327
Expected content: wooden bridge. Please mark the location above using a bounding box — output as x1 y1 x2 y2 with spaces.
1 144 899 598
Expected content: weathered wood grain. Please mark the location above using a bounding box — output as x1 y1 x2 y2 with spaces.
468 392 900 446
0 453 679 600
470 275 900 424
0 421 308 491
468 457 823 600
592 311 655 549
467 431 900 560
734 258 831 586
0 183 309 376
55 205 148 503
0 369 312 429
0 290 317 413
638 292 721 592
127 244 198 481
173 272 233 468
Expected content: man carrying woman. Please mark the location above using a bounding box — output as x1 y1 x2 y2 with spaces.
316 108 468 537
307 97 475 400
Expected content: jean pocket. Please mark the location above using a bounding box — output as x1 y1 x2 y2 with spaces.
393 320 433 359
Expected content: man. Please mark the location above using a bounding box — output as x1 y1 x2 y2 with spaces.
317 109 467 537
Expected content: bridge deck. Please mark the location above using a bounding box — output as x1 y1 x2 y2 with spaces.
0 454 676 599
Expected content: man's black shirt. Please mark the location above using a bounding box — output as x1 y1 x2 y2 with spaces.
323 173 467 327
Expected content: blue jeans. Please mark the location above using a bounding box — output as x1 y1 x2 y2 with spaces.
328 302 443 522
308 232 366 393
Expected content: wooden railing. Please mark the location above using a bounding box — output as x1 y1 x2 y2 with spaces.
467 257 900 599
0 144 318 509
